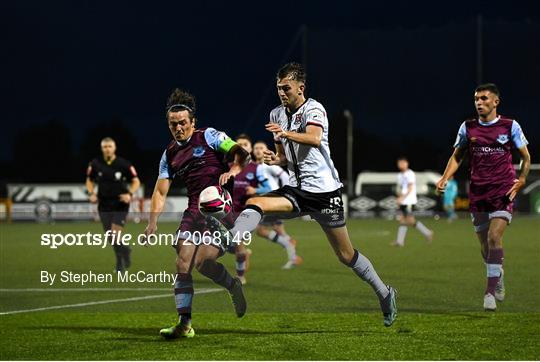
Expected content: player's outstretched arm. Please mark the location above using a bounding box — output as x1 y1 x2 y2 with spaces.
507 146 531 201
436 147 465 194
144 178 171 239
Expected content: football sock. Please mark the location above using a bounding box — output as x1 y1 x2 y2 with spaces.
235 253 246 277
174 273 193 326
230 205 263 235
348 249 389 300
486 248 504 295
120 245 131 268
267 230 296 261
112 244 123 271
396 225 407 245
415 221 432 238
199 261 235 291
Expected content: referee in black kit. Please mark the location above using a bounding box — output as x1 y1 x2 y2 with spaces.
86 137 140 272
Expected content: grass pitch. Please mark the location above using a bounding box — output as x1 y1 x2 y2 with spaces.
1 217 539 360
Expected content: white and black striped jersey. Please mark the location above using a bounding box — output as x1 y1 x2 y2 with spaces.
269 98 342 193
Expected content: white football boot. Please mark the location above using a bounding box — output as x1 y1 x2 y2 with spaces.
495 268 505 302
483 293 497 311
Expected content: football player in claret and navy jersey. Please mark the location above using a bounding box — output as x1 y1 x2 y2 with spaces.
252 140 302 270
143 88 250 339
208 62 398 327
227 134 270 285
437 83 531 311
86 137 140 272
228 134 302 285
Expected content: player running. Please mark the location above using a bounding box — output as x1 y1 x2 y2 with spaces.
86 137 140 272
436 83 531 311
228 134 272 284
391 157 434 247
143 88 250 338
208 62 397 326
253 140 302 269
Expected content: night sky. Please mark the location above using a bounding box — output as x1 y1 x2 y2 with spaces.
2 1 539 178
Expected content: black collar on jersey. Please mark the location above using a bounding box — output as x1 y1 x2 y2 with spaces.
102 156 116 165
285 98 308 116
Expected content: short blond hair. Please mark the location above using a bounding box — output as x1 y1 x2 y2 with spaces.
101 137 115 144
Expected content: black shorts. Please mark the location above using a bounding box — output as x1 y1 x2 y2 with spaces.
98 200 129 230
266 185 346 228
259 215 284 226
399 204 415 217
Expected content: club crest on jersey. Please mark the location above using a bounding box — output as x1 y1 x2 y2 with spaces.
496 134 509 144
193 146 205 157
294 114 302 125
246 172 254 180
115 172 122 180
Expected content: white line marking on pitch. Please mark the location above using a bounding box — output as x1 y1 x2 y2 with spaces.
0 288 173 292
0 288 222 315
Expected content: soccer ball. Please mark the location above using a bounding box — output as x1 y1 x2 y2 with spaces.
198 185 233 219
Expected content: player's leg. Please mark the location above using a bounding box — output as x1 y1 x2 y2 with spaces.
322 225 397 326
309 187 396 326
273 221 302 269
445 200 457 222
475 230 489 264
213 194 294 237
223 212 251 284
160 239 198 339
195 245 247 317
484 217 508 308
472 212 490 263
233 186 296 233
392 207 408 246
472 211 498 310
110 223 127 270
256 220 300 268
274 221 299 250
443 203 450 219
111 206 131 269
98 207 123 272
409 212 434 242
255 224 287 265
233 242 251 284
273 221 294 243
206 194 295 272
